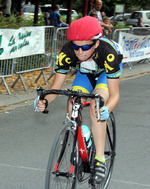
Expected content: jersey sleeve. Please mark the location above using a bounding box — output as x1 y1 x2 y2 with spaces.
99 38 123 79
104 51 123 78
55 43 74 74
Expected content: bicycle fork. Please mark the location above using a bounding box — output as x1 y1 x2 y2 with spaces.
52 127 78 178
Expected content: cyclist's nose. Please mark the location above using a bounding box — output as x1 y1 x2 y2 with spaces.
78 47 83 53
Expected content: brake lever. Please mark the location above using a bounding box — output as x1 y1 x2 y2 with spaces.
34 86 41 112
95 93 100 121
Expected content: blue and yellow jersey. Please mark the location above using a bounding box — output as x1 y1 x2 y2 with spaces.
55 38 123 78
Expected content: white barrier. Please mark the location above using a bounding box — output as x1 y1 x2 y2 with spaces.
113 27 150 69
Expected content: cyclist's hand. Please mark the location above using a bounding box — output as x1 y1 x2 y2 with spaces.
34 98 48 112
38 99 48 112
100 106 109 121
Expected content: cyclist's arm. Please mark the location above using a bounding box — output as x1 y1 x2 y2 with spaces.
38 73 67 112
105 78 120 113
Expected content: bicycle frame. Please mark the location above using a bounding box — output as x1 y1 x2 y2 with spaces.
53 95 88 177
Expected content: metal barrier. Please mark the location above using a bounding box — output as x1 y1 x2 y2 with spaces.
132 27 150 64
48 27 68 80
112 28 133 69
132 27 150 36
112 28 131 43
0 26 55 94
0 26 68 95
112 27 150 69
12 26 55 91
0 59 13 95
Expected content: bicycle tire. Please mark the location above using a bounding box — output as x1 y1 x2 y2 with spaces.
91 112 116 189
45 122 78 189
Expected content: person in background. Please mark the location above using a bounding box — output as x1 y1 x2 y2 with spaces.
137 17 144 27
101 11 106 18
89 11 98 18
50 4 69 27
89 0 103 22
44 7 51 26
102 16 113 38
0 0 11 17
89 0 112 35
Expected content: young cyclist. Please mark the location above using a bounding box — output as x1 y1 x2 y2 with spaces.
36 16 123 185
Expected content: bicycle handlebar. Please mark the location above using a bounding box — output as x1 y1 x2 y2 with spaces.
35 86 104 119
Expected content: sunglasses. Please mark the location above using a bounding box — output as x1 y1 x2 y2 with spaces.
72 42 96 51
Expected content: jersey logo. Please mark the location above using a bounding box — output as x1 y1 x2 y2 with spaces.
56 52 71 66
104 61 114 73
107 54 115 62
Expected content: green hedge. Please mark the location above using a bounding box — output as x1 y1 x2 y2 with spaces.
0 14 45 29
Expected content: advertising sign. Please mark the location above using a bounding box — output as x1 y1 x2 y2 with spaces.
0 27 45 60
119 32 150 62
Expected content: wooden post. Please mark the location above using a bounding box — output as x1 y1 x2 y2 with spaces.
34 0 39 25
67 0 74 24
51 0 56 11
83 0 89 16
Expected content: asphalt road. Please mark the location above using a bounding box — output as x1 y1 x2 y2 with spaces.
0 73 150 189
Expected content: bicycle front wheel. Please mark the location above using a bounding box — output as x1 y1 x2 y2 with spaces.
91 112 116 189
45 122 78 189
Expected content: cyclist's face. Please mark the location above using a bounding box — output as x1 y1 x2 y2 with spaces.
73 40 99 61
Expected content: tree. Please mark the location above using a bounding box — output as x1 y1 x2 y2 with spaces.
11 0 22 15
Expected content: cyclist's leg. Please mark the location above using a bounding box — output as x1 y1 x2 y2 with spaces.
91 71 109 157
90 112 116 189
89 71 109 184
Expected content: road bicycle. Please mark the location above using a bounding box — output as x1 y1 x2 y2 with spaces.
35 86 116 189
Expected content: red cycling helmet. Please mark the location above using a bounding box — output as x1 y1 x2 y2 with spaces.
67 16 103 41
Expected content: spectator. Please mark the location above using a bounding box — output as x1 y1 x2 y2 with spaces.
44 7 51 26
137 17 144 27
89 11 98 18
89 0 111 33
0 0 11 17
102 16 113 38
101 11 106 18
89 0 103 22
50 5 69 27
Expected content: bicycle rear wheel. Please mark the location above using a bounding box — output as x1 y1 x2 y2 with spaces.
91 112 116 189
45 122 78 189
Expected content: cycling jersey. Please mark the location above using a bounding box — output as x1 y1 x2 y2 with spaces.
55 37 123 93
55 37 123 78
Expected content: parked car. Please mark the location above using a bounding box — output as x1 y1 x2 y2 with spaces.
126 10 150 27
59 8 78 19
21 4 42 19
110 13 131 25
